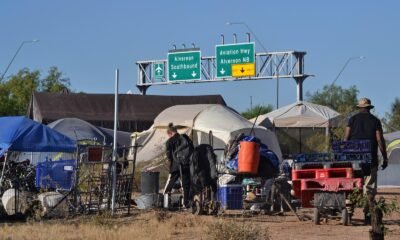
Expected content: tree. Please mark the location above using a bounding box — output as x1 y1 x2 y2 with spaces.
241 104 274 120
385 97 400 131
0 68 40 115
306 84 359 114
40 66 71 93
0 67 72 116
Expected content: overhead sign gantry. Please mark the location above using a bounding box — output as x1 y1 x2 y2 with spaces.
136 38 312 101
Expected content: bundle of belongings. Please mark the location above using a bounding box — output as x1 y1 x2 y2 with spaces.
224 134 280 179
190 144 218 196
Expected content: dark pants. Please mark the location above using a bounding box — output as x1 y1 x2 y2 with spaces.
163 165 191 207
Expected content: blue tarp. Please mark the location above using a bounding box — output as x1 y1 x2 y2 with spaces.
0 116 76 156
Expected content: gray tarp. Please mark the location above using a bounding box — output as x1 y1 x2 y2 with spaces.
48 118 131 147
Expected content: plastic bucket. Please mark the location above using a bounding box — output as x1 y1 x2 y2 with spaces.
238 141 260 174
141 171 160 194
1 188 27 215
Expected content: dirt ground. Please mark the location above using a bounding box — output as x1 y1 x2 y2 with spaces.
0 188 399 240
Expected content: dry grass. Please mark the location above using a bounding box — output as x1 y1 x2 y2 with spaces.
2 189 399 240
0 210 269 240
0 211 212 240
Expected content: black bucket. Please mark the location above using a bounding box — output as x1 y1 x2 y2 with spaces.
141 171 160 194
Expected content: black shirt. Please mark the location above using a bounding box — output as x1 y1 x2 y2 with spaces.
166 133 181 173
347 111 383 166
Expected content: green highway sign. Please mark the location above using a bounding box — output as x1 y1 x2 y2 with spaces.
168 51 201 81
154 62 164 80
215 42 255 78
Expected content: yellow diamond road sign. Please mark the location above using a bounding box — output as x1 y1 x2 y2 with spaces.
231 63 255 77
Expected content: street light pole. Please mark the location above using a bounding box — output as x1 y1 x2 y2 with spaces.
227 22 280 109
328 56 364 109
329 56 364 89
0 39 39 82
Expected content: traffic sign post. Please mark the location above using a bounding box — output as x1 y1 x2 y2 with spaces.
154 62 164 80
216 42 255 78
168 51 201 81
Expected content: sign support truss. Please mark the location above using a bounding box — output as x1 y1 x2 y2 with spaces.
136 50 311 101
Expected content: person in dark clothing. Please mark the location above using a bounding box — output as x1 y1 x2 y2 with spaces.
344 97 388 224
163 123 193 208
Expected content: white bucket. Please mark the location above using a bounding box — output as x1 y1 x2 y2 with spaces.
1 188 27 215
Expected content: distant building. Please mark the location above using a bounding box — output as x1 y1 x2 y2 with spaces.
27 92 226 132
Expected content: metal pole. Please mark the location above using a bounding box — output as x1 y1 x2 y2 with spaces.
111 69 119 214
329 56 364 89
276 62 279 109
227 22 281 108
0 40 39 82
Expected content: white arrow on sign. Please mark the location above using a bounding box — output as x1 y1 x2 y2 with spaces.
191 71 197 78
156 66 162 74
220 68 226 75
172 72 177 79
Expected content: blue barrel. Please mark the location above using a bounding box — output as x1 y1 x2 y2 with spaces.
141 171 160 194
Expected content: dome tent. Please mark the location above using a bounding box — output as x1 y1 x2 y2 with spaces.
129 104 282 163
378 131 400 187
251 101 340 128
250 101 340 156
47 118 131 147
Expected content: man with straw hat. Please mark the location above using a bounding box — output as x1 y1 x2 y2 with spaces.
344 97 388 225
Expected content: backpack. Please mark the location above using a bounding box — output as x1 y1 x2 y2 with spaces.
174 134 194 166
190 144 218 194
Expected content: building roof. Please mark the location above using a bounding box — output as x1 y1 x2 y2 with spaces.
28 92 226 132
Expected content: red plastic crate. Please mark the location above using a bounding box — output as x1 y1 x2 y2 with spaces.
297 178 363 207
315 168 353 179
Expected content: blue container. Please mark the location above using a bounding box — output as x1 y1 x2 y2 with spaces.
332 140 371 153
217 184 243 210
36 159 76 191
295 153 331 163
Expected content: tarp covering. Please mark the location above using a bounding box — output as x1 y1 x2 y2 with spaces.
131 104 282 163
384 131 400 143
48 118 109 144
377 132 400 187
251 101 340 128
0 116 76 156
48 118 132 147
28 92 226 132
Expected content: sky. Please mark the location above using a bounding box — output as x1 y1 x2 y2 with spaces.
1 0 399 118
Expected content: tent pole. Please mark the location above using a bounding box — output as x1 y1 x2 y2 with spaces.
0 152 8 187
111 69 119 215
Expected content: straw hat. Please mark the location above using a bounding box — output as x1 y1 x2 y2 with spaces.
356 97 374 109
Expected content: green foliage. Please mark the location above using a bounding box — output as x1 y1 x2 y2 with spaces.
0 68 40 115
306 84 359 114
241 104 274 120
349 189 399 213
349 188 368 208
0 67 71 116
385 97 400 131
375 197 399 215
40 66 71 92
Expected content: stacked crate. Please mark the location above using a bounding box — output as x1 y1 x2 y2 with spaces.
292 140 368 207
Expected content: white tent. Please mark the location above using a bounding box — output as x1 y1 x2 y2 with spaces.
379 133 400 187
129 104 282 163
250 101 340 156
251 101 340 128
